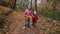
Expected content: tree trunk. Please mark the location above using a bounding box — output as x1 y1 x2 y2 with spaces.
27 0 28 5
53 0 57 11
35 0 37 13
31 0 32 10
0 0 3 5
13 0 17 9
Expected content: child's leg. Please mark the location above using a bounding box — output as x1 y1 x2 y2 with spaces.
25 20 28 27
32 23 36 27
25 20 30 28
27 20 30 28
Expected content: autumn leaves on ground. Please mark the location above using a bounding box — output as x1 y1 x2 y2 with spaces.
0 6 60 34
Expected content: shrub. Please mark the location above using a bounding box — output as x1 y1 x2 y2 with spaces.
38 8 60 20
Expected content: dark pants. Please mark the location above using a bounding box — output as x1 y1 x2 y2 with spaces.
25 20 30 28
32 23 36 27
32 21 37 27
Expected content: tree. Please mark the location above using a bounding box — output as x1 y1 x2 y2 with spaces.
31 0 32 10
35 0 38 13
52 0 57 11
46 0 60 11
27 0 28 5
0 0 3 5
13 0 17 9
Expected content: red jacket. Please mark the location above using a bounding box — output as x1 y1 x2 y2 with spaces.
32 14 38 23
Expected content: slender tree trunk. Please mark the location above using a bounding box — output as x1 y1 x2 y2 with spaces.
13 0 17 9
31 0 32 10
53 0 57 11
0 0 3 5
47 0 48 2
35 0 37 13
27 0 28 5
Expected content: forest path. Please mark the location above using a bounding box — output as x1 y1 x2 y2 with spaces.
7 11 41 34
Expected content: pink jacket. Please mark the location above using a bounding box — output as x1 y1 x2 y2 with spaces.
24 8 32 17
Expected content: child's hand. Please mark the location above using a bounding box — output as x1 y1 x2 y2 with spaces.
31 14 34 18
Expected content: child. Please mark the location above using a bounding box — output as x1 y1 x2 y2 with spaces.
24 4 32 29
32 11 38 27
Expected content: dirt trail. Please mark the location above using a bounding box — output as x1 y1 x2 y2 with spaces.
0 6 42 34
1 6 60 34
6 11 41 34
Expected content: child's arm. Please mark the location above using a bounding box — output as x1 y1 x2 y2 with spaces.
37 15 38 19
24 9 28 17
35 15 38 20
31 13 34 18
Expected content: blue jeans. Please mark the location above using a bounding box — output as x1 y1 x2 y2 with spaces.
25 20 30 28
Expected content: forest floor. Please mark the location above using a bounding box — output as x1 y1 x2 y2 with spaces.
0 6 60 34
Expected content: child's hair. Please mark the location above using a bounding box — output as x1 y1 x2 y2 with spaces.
26 4 31 10
34 11 37 14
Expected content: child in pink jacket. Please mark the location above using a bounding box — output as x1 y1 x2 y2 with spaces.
24 5 32 28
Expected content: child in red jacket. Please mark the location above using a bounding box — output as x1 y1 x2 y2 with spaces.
32 11 38 27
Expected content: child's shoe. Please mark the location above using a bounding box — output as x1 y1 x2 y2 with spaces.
32 23 36 28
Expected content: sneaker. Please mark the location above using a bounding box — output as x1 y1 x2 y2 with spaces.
32 23 36 28
22 26 25 29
